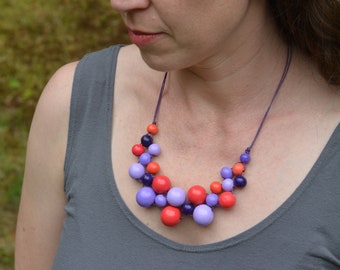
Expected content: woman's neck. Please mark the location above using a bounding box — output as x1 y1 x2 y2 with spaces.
167 38 288 118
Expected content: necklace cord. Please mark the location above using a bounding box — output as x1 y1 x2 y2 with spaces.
246 44 292 153
152 72 168 124
152 44 292 153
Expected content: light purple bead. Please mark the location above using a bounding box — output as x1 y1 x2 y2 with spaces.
167 187 186 207
193 204 214 226
222 178 234 191
139 153 152 166
148 143 161 156
220 166 233 179
155 194 167 207
136 187 155 207
206 193 219 207
240 153 251 163
129 163 145 179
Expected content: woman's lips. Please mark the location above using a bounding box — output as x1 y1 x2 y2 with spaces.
128 29 164 46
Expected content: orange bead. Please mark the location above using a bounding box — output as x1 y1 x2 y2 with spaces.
232 162 245 176
147 124 158 135
210 181 222 194
146 161 160 174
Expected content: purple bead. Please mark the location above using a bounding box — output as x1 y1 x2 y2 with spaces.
167 187 186 207
206 193 219 207
234 176 247 188
220 166 232 179
155 194 167 207
240 153 251 163
181 202 195 215
141 173 153 186
222 178 234 191
141 134 153 147
139 153 152 166
148 143 161 156
136 187 156 207
193 204 214 226
128 163 145 179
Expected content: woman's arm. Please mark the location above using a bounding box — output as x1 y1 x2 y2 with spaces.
15 62 77 270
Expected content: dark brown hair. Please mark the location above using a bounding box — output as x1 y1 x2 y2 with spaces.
268 0 340 85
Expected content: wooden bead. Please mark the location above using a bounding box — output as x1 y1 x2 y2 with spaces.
161 206 181 226
146 161 160 174
218 192 236 208
152 175 171 194
232 162 245 176
188 185 206 205
210 181 222 194
147 124 158 135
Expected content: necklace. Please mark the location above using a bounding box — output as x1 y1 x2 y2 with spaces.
128 45 292 227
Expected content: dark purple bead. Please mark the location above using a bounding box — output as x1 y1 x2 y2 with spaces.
181 202 195 215
234 176 247 188
141 173 154 186
141 134 153 147
240 152 251 163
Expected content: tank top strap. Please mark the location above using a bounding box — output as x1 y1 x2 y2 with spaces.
64 45 123 192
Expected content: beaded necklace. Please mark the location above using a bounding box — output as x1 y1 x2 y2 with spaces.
128 45 292 227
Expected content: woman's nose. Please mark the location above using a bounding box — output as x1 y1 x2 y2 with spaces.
110 0 151 12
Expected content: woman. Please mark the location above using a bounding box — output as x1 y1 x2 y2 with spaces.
15 1 340 269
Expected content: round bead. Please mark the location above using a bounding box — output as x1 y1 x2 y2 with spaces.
193 204 214 226
128 163 145 179
240 152 251 164
232 162 245 176
218 192 236 208
206 193 219 207
187 185 207 205
139 152 152 166
148 143 161 156
141 134 153 147
147 124 158 135
234 175 247 188
152 175 171 194
161 206 181 226
132 144 144 156
146 161 160 174
222 178 234 191
167 187 186 207
155 194 167 207
210 181 222 194
141 173 153 186
181 202 195 215
220 166 233 179
136 187 156 207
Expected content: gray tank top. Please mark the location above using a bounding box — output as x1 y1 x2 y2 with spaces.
53 46 340 269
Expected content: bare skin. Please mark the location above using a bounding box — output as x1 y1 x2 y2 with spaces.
15 0 340 269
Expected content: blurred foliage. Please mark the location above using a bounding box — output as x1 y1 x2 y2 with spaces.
0 0 129 268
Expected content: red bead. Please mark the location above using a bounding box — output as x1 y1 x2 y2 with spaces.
218 192 236 208
147 124 158 135
187 185 206 205
161 206 181 226
132 144 145 156
210 181 222 194
146 161 160 174
232 163 245 176
152 175 171 194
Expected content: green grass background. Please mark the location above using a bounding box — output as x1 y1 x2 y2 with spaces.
0 1 129 268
